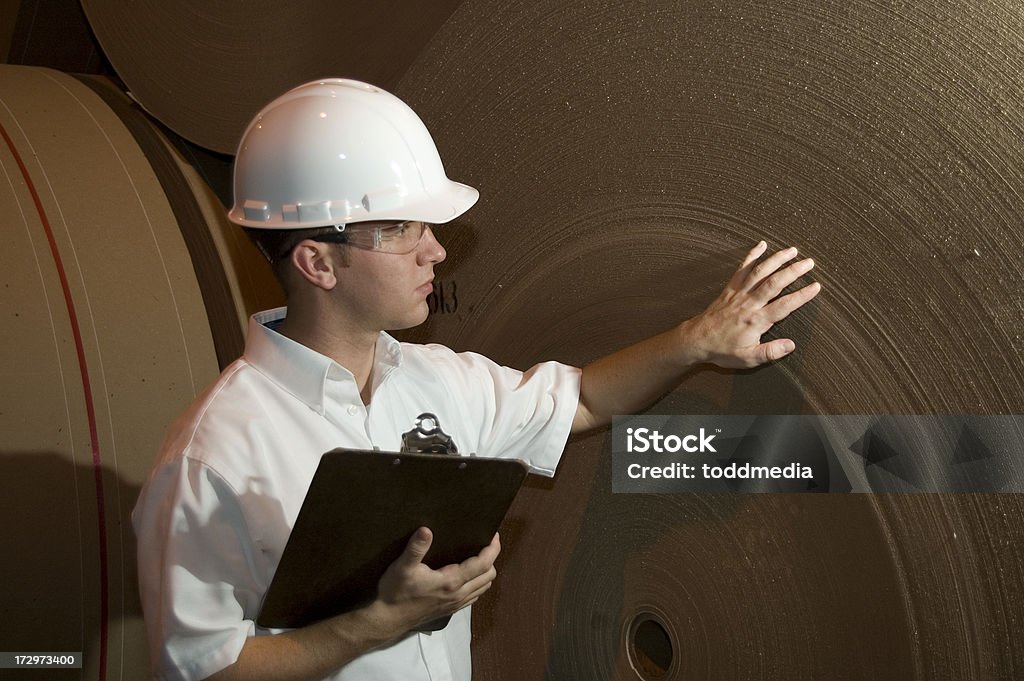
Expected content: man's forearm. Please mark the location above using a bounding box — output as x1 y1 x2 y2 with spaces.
572 322 703 433
204 601 402 681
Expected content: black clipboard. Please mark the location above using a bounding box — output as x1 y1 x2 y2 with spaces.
257 448 529 630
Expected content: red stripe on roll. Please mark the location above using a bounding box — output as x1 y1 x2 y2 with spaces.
0 121 108 681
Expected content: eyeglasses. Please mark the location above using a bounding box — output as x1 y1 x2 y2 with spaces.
311 221 432 254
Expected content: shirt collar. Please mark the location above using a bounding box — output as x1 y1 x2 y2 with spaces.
245 307 404 413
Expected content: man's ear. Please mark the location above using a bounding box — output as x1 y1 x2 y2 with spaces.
288 239 339 290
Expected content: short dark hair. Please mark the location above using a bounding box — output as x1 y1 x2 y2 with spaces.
245 226 349 284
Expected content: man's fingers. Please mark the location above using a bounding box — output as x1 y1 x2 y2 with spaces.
456 534 501 582
737 335 798 366
703 242 820 370
482 532 501 561
766 338 797 362
379 530 502 626
461 578 495 604
764 281 822 322
755 257 814 302
433 560 497 611
731 243 802 293
399 527 433 568
740 240 768 269
743 246 800 289
728 241 768 289
455 587 490 612
454 532 501 585
428 533 499 601
460 565 498 597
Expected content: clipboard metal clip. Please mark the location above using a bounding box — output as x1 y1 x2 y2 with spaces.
400 412 458 455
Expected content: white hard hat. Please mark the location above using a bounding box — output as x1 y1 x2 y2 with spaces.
228 79 479 229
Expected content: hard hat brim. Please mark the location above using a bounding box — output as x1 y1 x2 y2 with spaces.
386 179 480 226
229 179 479 229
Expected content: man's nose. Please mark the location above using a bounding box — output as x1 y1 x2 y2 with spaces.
419 225 446 264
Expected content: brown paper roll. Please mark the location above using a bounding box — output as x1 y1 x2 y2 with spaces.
73 74 284 365
388 1 1024 679
0 64 270 679
3 0 108 73
22 0 1020 677
79 0 467 153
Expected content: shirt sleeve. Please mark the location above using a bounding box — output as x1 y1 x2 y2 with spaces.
438 349 582 476
133 455 262 681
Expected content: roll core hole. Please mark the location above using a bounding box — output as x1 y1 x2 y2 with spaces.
628 614 674 679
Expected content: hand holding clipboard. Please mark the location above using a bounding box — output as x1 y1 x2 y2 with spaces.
376 525 502 632
257 448 528 631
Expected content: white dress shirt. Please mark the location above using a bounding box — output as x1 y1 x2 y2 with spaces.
133 308 581 681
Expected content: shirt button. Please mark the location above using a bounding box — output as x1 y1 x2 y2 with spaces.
347 405 359 416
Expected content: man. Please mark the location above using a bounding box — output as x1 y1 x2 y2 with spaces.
133 79 820 681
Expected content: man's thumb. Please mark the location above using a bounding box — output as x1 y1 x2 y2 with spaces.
403 526 433 565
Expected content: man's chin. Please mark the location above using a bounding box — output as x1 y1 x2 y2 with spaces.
387 306 430 332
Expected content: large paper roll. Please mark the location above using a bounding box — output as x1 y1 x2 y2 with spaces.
388 2 1024 679
0 64 279 680
14 0 1023 677
79 0 467 153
